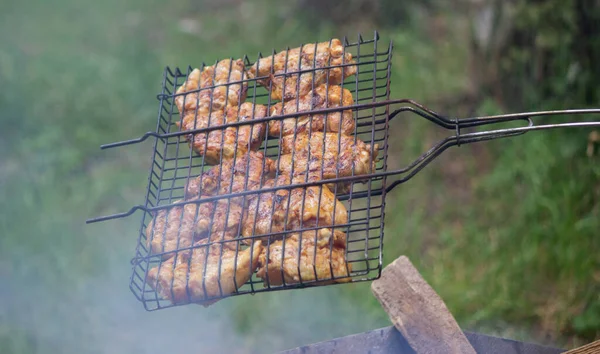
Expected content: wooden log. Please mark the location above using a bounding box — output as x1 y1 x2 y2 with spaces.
564 339 600 354
371 255 476 354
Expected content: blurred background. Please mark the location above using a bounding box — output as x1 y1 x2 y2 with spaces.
1 0 599 352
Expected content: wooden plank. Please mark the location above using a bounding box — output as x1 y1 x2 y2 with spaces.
564 339 600 354
371 255 476 354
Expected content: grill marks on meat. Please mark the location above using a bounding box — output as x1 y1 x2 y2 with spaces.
175 59 247 118
240 175 348 243
184 150 277 200
277 132 379 194
147 151 278 259
248 39 357 102
184 102 268 165
268 84 355 137
146 40 368 304
147 239 263 306
256 229 352 286
145 199 243 259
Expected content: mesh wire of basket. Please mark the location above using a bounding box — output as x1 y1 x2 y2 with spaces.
86 31 600 311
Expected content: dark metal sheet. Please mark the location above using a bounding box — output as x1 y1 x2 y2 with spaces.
279 326 565 354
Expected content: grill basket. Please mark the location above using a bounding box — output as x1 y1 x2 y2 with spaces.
86 31 600 311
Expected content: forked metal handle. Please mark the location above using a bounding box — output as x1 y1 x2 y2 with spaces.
381 101 600 193
85 99 600 224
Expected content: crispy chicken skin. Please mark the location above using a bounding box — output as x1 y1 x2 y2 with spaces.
145 199 243 259
147 239 263 306
286 171 352 196
174 59 248 118
145 200 201 260
256 229 352 286
278 131 379 180
147 152 278 259
184 151 277 200
241 175 348 242
183 102 268 165
268 84 355 137
247 39 357 102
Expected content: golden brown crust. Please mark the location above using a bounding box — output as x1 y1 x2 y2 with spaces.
256 230 352 286
184 102 268 165
175 59 248 118
268 84 355 137
277 131 379 181
248 39 357 102
184 150 277 200
145 200 202 260
328 52 357 85
145 199 243 259
240 175 348 243
147 240 263 306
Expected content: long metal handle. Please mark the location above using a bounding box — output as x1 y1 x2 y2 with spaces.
381 104 600 193
85 100 600 224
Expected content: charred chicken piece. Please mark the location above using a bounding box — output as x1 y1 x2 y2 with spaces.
147 239 263 307
268 84 355 137
256 229 352 286
248 39 357 102
277 132 379 190
174 59 248 118
182 102 268 165
145 199 243 259
184 151 277 200
240 175 348 243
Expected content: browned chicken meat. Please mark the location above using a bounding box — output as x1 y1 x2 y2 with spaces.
174 59 248 118
247 39 357 102
182 102 268 165
277 132 379 189
184 151 277 200
147 239 263 306
145 199 243 259
268 84 355 137
256 229 352 286
241 175 348 243
287 171 352 196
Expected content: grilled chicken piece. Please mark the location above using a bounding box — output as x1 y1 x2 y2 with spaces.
174 59 248 118
248 39 357 102
268 84 355 137
147 151 278 258
184 151 277 200
256 229 352 286
145 199 243 259
277 131 379 184
241 175 348 243
286 171 353 196
147 239 263 307
182 102 268 165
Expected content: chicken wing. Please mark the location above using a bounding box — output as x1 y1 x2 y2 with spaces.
268 84 355 137
248 39 357 102
145 199 243 259
147 239 263 306
183 102 268 165
174 59 248 118
184 151 277 200
256 229 352 286
277 131 379 182
241 175 348 243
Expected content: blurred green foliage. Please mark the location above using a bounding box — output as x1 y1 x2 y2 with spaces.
0 0 598 352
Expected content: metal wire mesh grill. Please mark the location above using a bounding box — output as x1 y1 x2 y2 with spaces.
123 32 393 310
86 30 600 311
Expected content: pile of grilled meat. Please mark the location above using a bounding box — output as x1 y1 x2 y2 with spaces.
145 39 380 306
